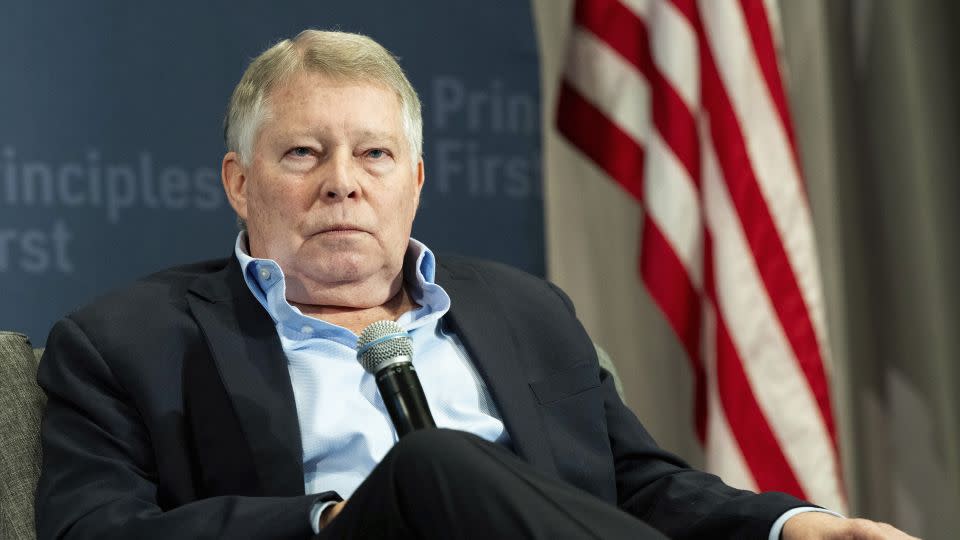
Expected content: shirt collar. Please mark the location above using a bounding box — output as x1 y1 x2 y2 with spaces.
233 231 450 342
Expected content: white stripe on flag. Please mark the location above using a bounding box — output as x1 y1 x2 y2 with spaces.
702 303 758 492
702 136 844 510
649 0 700 110
557 0 845 511
564 28 651 147
645 132 703 288
698 0 830 352
619 0 652 20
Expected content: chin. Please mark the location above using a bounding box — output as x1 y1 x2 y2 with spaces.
315 256 376 282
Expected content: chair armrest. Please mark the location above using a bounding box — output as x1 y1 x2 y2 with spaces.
0 331 45 540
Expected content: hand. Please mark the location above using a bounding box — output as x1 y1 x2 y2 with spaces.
782 511 919 539
319 500 347 529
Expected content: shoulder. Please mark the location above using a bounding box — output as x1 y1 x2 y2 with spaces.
434 254 576 313
73 258 229 317
51 258 232 354
38 258 235 404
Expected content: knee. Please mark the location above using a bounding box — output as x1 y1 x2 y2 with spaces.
386 428 494 486
378 430 495 530
385 428 500 506
390 428 478 467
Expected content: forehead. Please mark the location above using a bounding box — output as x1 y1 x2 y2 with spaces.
266 71 401 120
251 71 409 157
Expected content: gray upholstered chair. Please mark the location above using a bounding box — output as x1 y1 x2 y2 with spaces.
0 331 44 540
0 331 623 540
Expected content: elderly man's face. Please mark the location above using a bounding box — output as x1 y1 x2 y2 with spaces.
225 72 423 303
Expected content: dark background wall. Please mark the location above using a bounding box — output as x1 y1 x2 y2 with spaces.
0 2 543 344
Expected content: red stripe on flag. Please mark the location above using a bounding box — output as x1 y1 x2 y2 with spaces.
576 0 701 187
650 65 701 185
737 0 803 176
558 0 844 505
556 82 645 202
640 216 706 441
579 0 703 190
714 307 807 496
704 233 807 497
668 0 698 25
574 0 653 77
699 34 839 455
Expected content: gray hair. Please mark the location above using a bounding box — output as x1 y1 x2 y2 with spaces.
224 29 423 168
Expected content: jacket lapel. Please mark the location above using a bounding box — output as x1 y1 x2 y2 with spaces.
186 258 305 496
437 262 558 477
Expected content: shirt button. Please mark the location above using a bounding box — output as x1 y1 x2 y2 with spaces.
259 268 272 280
301 325 314 335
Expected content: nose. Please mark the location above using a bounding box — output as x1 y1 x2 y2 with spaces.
320 151 360 201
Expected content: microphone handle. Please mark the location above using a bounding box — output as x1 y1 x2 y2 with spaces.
375 362 436 438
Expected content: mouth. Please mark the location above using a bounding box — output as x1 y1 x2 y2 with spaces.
316 224 368 235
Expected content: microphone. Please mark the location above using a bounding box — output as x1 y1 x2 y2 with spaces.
356 320 436 438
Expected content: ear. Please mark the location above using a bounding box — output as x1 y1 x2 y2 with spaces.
222 151 249 220
413 158 425 208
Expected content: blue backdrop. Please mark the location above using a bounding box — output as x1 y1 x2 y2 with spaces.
0 2 543 344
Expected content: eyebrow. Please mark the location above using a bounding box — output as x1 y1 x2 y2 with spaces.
353 130 402 145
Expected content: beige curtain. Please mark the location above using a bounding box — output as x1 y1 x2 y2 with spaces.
534 1 960 538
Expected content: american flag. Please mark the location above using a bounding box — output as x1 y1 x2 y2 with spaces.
557 0 846 510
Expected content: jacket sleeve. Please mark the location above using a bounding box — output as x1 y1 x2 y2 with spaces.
34 317 334 540
599 358 807 539
543 280 807 538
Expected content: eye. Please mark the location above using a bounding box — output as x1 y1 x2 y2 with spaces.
366 148 388 159
288 147 312 158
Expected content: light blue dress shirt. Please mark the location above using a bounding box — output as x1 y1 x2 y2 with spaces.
234 233 509 502
233 232 836 537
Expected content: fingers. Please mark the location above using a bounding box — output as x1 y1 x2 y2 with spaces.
783 513 921 540
876 521 920 540
845 518 920 539
319 500 348 529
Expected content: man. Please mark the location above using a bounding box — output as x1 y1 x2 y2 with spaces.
36 29 914 539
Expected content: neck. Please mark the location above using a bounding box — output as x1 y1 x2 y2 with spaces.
291 283 418 335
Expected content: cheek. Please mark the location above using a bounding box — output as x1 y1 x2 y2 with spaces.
246 186 277 222
251 179 285 205
392 190 419 229
247 175 304 221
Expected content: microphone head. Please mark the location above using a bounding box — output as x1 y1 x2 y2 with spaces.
356 320 413 374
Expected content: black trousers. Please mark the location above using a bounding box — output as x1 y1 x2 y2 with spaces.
319 429 668 539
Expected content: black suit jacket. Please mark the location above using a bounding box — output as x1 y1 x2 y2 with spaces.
36 254 804 539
